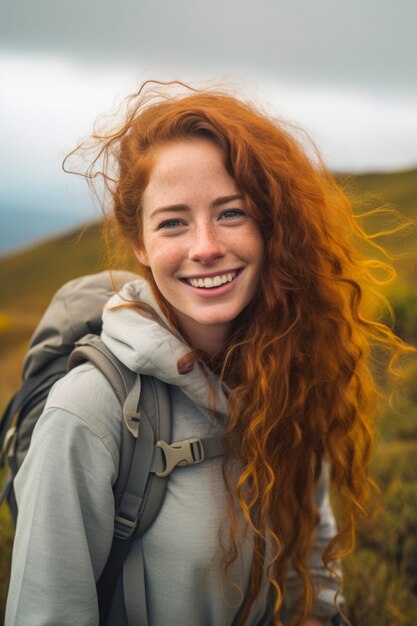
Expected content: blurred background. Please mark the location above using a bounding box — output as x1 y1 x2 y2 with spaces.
1 0 417 253
1 1 417 623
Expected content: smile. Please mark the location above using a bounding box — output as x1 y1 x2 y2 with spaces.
183 271 239 289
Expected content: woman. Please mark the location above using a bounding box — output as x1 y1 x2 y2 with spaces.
6 82 408 625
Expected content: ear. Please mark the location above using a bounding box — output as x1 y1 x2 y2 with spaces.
133 246 150 267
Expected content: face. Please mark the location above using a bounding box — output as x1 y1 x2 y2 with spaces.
136 138 264 353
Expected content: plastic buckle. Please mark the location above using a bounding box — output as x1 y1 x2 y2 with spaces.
114 514 138 540
155 437 205 478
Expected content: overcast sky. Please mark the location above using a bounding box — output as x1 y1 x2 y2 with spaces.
1 0 417 250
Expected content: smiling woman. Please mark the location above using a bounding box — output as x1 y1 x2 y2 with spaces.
5 81 412 626
135 139 264 354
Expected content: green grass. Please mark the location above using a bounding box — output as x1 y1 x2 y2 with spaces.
0 221 106 311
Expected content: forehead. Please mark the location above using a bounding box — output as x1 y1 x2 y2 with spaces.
143 139 238 208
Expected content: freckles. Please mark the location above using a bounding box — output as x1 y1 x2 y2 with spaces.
154 242 182 267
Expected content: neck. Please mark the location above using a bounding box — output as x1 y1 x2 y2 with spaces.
173 311 231 357
190 332 227 357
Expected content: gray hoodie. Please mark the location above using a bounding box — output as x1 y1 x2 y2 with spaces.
6 278 342 626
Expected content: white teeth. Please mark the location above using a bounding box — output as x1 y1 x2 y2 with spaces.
188 271 237 289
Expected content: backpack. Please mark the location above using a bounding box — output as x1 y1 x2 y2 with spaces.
0 271 225 625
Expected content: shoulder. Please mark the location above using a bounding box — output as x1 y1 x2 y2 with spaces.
8 363 120 625
44 361 122 466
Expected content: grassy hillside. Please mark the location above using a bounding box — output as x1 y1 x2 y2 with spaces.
0 221 106 310
337 167 417 219
335 168 417 290
0 167 416 623
0 222 108 362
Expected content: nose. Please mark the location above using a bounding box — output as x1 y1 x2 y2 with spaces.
189 222 226 264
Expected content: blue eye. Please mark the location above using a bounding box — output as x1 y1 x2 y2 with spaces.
159 219 184 229
220 209 246 220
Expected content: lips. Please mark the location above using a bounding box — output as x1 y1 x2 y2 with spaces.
182 270 240 289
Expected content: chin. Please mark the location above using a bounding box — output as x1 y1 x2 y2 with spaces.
192 310 241 327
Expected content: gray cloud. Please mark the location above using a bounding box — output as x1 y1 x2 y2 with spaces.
2 0 417 93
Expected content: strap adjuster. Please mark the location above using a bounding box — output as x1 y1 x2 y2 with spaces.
114 514 138 540
155 437 205 477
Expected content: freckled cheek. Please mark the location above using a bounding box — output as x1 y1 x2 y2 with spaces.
236 227 264 258
147 243 186 277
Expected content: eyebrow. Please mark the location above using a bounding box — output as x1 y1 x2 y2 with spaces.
149 194 243 219
212 194 243 208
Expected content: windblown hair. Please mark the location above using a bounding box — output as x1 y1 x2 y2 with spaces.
66 81 414 625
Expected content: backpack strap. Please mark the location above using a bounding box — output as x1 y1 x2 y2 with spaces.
97 378 159 626
69 335 225 626
123 539 149 625
69 336 149 624
0 354 70 515
68 333 136 404
0 355 68 464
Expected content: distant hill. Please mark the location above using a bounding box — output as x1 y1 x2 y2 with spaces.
0 221 106 311
0 208 91 256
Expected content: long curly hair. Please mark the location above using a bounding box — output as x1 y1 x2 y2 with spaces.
66 81 414 625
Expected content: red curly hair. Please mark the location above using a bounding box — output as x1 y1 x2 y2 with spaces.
66 81 413 625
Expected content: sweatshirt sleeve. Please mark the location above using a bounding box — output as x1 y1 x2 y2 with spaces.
5 370 120 626
285 464 344 621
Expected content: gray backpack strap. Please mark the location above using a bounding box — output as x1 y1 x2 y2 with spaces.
69 336 147 625
113 379 167 540
68 333 136 404
69 335 143 510
121 376 172 538
69 336 173 625
123 540 149 626
69 334 225 626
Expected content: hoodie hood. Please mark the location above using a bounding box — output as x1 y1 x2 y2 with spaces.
101 278 229 417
